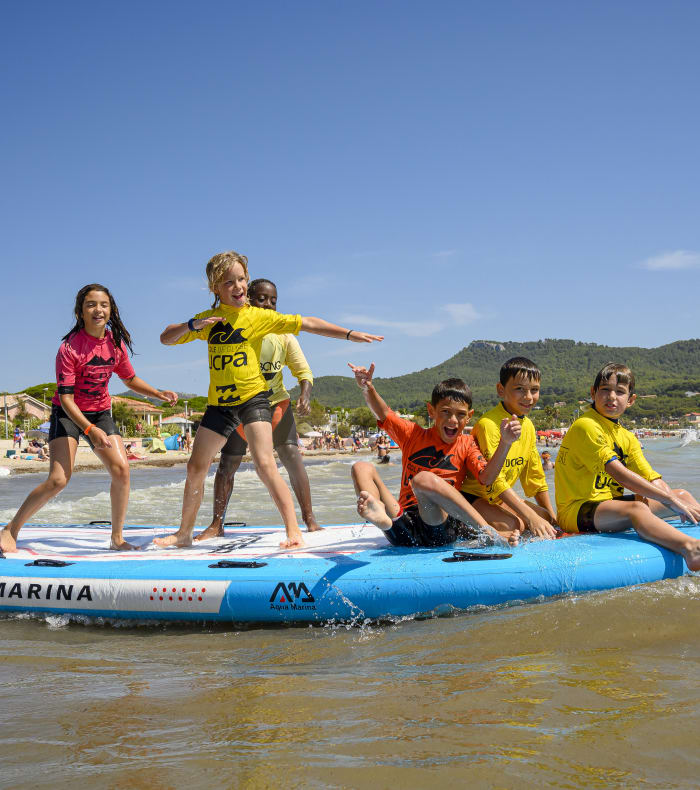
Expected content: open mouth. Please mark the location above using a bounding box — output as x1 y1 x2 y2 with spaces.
443 426 458 439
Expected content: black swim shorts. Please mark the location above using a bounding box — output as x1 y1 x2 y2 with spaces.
576 494 637 533
384 506 462 548
221 398 298 457
200 392 272 440
48 405 120 447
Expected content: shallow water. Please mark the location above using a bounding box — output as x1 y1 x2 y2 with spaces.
1 440 699 788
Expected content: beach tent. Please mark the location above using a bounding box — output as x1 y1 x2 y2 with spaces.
163 434 180 450
149 437 167 453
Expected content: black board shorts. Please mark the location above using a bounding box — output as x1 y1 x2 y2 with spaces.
221 398 297 457
576 494 637 533
384 506 461 548
200 392 272 440
48 405 120 448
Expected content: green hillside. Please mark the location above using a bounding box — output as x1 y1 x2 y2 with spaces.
291 339 700 421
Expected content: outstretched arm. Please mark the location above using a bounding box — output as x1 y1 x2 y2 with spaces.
301 317 383 343
160 316 223 345
122 376 178 406
606 460 700 523
348 363 390 422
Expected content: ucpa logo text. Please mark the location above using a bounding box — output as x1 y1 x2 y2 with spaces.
269 582 316 611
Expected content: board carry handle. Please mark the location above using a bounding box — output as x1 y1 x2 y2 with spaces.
443 551 512 563
25 559 75 567
208 560 267 569
223 522 247 527
89 520 111 525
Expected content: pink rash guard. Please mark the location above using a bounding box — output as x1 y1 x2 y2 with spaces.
52 329 135 412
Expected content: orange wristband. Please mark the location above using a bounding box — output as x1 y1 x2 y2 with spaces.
84 423 94 435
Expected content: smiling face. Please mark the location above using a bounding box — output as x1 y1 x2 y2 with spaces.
427 397 474 444
497 373 541 416
249 281 278 311
81 290 111 338
591 374 636 420
214 263 249 308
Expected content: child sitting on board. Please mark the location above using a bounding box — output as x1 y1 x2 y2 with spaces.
460 356 558 540
349 362 522 547
154 251 383 550
555 362 700 570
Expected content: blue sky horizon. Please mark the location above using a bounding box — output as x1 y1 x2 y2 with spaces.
2 1 699 397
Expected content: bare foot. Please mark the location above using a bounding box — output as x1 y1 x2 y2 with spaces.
357 491 392 530
110 539 138 551
0 527 17 553
683 541 700 572
153 532 193 548
305 517 323 532
280 527 305 550
194 523 226 542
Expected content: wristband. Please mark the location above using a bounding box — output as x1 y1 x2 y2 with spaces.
187 318 197 332
346 329 353 340
83 423 94 435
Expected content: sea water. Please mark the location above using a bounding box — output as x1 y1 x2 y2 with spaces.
0 440 698 788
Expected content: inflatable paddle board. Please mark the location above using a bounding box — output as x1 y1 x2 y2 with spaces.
0 521 697 624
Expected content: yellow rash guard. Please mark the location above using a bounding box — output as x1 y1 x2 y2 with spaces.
555 406 660 532
175 303 302 406
461 402 547 503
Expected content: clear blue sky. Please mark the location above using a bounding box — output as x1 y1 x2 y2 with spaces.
2 1 699 397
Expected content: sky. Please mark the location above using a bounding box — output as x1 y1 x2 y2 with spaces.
2 1 699 397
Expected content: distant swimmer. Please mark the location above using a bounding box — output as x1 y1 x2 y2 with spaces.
0 284 177 554
540 451 554 470
555 362 700 571
195 278 322 542
154 250 383 551
349 361 522 548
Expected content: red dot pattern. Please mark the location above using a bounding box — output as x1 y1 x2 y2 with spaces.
149 585 207 603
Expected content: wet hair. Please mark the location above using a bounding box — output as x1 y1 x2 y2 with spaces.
593 362 635 394
249 278 277 298
431 378 473 408
63 284 133 354
206 251 249 308
499 356 541 385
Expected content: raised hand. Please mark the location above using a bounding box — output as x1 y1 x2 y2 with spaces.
499 416 522 445
348 362 375 390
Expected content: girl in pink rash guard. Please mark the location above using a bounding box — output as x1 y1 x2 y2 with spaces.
0 284 178 553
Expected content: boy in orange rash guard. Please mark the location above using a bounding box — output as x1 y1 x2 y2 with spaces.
349 363 522 547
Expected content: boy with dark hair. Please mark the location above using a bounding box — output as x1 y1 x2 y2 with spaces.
348 363 522 547
461 356 558 539
555 362 700 570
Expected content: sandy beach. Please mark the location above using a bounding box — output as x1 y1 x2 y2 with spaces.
0 437 369 476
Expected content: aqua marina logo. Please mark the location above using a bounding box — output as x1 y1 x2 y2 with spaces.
269 582 316 611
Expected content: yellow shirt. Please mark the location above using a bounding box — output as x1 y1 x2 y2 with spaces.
555 407 661 532
461 402 548 503
175 304 302 406
261 333 313 406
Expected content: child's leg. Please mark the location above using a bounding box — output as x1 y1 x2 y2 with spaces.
470 498 525 537
0 437 78 553
646 488 700 520
154 427 226 547
276 443 321 531
410 471 519 545
195 453 243 541
91 435 133 550
351 460 400 529
244 421 304 549
594 499 700 571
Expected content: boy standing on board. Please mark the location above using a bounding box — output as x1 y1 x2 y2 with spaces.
555 362 700 570
155 251 382 550
349 362 522 547
461 357 558 540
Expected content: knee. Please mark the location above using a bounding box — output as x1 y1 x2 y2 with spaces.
351 461 373 481
186 456 211 480
252 453 277 479
46 473 70 494
111 460 130 486
673 488 690 500
411 470 436 495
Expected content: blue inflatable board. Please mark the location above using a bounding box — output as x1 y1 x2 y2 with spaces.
0 521 697 624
